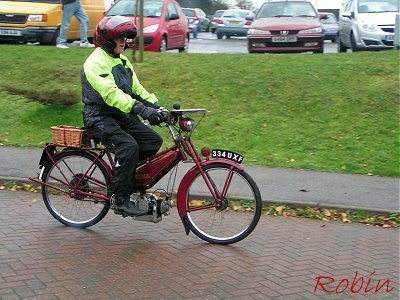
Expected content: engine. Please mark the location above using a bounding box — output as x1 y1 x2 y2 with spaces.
131 193 172 223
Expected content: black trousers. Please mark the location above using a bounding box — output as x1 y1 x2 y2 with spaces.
96 114 163 198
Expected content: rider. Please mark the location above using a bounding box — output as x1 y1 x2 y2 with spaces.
81 15 167 217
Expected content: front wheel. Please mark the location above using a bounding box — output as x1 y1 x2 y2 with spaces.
183 163 262 244
337 35 347 52
41 150 112 228
351 33 359 52
159 36 167 52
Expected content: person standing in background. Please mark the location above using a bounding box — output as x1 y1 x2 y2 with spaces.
57 0 95 48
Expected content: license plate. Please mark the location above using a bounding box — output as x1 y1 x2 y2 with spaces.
272 36 297 42
229 21 240 25
0 29 21 36
211 149 244 164
385 35 394 41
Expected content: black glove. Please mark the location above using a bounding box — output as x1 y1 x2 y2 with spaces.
159 109 169 123
131 102 163 125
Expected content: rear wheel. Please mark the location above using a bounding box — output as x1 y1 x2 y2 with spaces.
41 150 112 228
178 35 189 53
183 163 262 244
50 28 60 45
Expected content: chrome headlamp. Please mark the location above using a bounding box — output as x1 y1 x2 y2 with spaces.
179 118 195 132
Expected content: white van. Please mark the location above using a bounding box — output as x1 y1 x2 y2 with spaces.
337 0 398 51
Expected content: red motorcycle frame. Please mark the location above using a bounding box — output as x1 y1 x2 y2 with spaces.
30 107 262 244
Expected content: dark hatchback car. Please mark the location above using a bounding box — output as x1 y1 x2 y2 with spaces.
247 0 325 53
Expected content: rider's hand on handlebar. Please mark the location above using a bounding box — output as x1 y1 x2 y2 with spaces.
158 107 169 124
131 102 168 126
132 101 158 120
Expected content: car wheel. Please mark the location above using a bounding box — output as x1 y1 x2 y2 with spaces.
159 36 167 52
226 35 231 39
337 35 347 52
350 33 359 52
50 28 60 46
313 44 324 53
178 35 189 53
211 28 216 34
217 32 223 39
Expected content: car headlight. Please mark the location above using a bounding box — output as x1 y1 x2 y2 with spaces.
299 27 322 34
248 28 271 34
361 23 378 32
143 24 159 34
27 15 47 22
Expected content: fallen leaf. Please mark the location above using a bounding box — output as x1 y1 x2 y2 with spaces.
275 206 284 214
323 209 331 217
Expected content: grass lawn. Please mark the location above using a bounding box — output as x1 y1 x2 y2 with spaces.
0 45 398 176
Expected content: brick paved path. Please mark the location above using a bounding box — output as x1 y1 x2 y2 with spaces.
0 190 398 300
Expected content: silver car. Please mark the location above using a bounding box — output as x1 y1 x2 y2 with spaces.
337 0 398 51
215 9 253 39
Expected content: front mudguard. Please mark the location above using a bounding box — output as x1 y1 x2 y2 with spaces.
176 158 244 218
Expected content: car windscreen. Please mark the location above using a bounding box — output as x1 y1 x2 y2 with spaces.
256 2 317 18
358 0 399 13
0 0 59 2
222 10 250 18
214 10 225 17
320 14 337 24
107 0 164 18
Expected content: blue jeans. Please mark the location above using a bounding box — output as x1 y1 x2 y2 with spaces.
59 0 89 45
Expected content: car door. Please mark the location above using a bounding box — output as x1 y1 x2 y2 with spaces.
165 1 185 48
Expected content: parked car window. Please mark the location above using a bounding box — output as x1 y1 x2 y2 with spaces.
167 2 178 18
223 10 250 18
183 9 195 17
358 0 398 12
320 14 337 24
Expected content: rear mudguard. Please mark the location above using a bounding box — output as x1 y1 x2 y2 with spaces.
176 158 244 218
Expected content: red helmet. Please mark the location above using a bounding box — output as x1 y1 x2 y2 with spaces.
94 15 137 51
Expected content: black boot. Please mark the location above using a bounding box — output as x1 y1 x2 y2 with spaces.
113 196 148 217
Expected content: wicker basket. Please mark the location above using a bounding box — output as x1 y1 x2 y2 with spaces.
51 125 85 147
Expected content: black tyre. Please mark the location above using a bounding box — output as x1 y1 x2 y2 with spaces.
337 35 347 52
159 36 167 52
351 33 359 52
178 35 189 53
41 150 112 228
183 163 262 244
50 28 60 46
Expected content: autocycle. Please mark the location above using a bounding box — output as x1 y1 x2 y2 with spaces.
29 104 262 245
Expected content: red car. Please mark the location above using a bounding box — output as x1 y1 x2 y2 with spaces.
105 0 189 52
247 0 325 54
